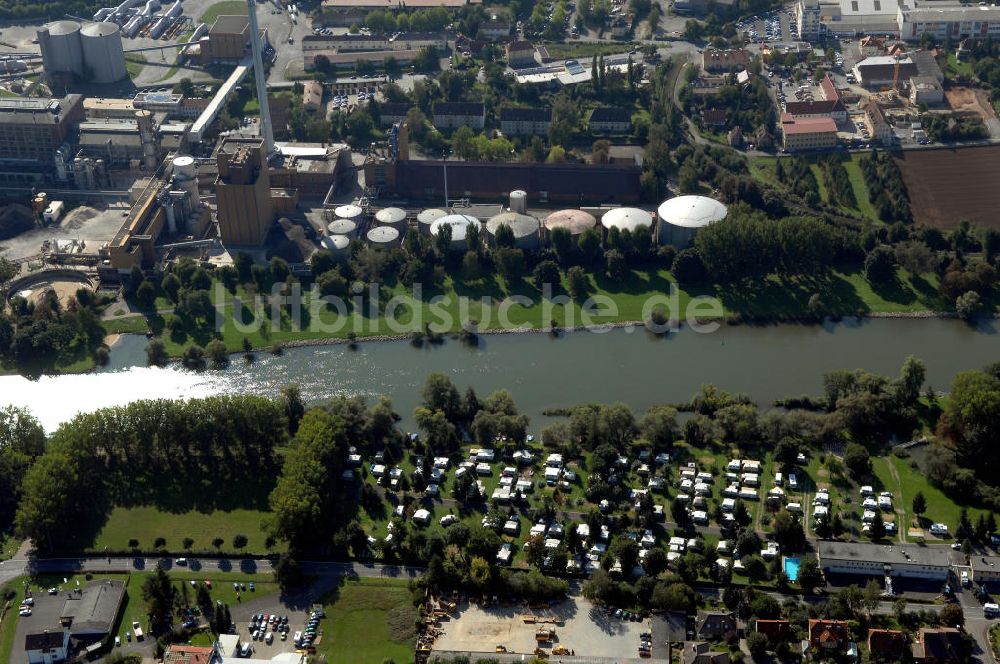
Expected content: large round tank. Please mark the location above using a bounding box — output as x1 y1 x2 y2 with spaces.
430 214 480 251
173 154 196 177
509 190 528 214
320 234 351 260
656 195 728 247
38 21 83 77
543 209 598 237
417 208 447 233
334 204 363 220
486 212 540 251
327 218 358 239
374 207 407 230
367 225 401 248
81 22 127 83
600 207 653 234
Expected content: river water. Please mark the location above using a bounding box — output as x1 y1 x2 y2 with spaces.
0 317 997 432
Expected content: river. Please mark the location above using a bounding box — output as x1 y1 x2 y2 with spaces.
0 317 997 432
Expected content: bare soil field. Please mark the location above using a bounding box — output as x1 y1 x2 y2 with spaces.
894 145 1000 229
945 87 997 121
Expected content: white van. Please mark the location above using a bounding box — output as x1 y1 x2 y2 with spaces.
787 473 799 490
774 472 783 486
985 603 999 617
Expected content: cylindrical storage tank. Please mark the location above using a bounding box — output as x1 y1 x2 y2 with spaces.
374 207 407 230
656 195 728 247
320 234 351 260
543 209 597 238
600 207 653 235
430 214 480 252
171 155 200 201
334 204 363 221
38 21 83 78
81 22 127 83
417 208 446 234
327 218 358 239
509 190 528 214
486 212 540 251
367 225 401 248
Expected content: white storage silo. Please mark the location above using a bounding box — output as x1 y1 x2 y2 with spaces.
171 155 200 202
656 195 728 247
334 204 363 221
327 218 358 239
509 190 528 214
81 22 127 83
417 208 446 234
543 209 597 238
374 207 407 230
600 207 653 234
320 234 351 260
430 214 480 252
38 21 83 78
367 225 401 248
486 212 540 251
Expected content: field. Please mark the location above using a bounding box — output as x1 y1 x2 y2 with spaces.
91 506 279 555
749 154 878 222
895 145 1000 229
199 0 248 23
315 578 418 664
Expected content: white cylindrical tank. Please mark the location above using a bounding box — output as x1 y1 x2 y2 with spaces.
417 208 446 233
320 234 351 260
123 16 144 38
172 155 200 202
164 0 182 18
38 21 83 78
656 195 728 247
327 218 358 238
543 209 597 238
600 207 653 234
430 214 480 252
94 8 114 21
509 190 527 214
486 212 539 251
334 204 363 220
374 207 407 230
81 22 127 83
367 225 401 248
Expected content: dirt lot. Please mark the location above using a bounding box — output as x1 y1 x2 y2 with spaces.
895 145 1000 229
432 596 649 659
945 87 997 121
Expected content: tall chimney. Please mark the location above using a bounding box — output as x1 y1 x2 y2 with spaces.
246 0 274 155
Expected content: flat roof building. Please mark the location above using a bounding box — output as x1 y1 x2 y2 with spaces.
899 3 1000 41
0 95 84 168
818 540 954 580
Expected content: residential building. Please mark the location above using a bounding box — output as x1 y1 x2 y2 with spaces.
780 115 838 151
783 98 847 122
852 55 918 88
817 541 953 580
303 80 324 112
379 102 413 127
506 40 537 68
797 0 822 38
898 4 1000 42
727 126 744 147
500 106 552 135
819 72 840 102
480 16 511 38
701 47 751 73
25 631 70 664
0 95 83 168
589 107 632 133
809 619 850 652
695 611 737 640
972 554 1000 585
163 644 215 664
868 629 907 661
215 139 274 246
754 619 792 641
910 75 944 106
60 579 126 638
702 109 728 127
861 101 895 145
683 642 729 664
911 627 966 663
432 101 486 130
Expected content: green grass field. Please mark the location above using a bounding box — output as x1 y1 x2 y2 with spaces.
199 0 248 24
315 578 417 664
125 54 146 78
750 154 879 223
91 506 279 555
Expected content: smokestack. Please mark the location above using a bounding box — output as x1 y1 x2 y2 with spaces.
246 0 274 155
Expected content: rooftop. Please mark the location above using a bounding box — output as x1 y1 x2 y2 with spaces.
433 101 485 116
25 631 66 651
780 116 838 135
818 541 955 568
210 15 249 35
321 0 477 7
60 579 126 635
590 106 631 122
500 106 552 121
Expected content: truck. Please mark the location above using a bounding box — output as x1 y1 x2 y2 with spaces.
132 621 144 641
43 200 64 225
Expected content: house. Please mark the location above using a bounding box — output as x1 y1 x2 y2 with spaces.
861 101 894 145
972 554 1000 585
589 107 632 134
695 611 737 640
701 47 751 73
683 642 730 664
702 109 727 127
727 126 743 147
433 101 486 130
480 16 511 38
379 102 412 127
818 541 952 581
754 126 774 149
25 631 70 664
500 106 552 135
163 644 215 664
783 98 847 122
808 619 850 652
909 75 944 106
912 627 966 663
506 40 537 68
755 619 792 641
780 114 838 151
868 629 907 661
302 80 323 113
60 579 126 638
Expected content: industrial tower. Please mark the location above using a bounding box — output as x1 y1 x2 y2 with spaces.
246 0 274 155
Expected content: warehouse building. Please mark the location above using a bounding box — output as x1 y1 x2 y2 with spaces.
818 541 954 580
201 15 268 64
852 55 918 88
910 75 944 105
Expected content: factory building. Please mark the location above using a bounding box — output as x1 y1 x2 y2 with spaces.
656 195 728 247
37 21 127 84
201 15 265 64
215 139 274 246
0 96 84 171
77 110 163 169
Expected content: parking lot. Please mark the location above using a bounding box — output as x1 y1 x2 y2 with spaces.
432 596 651 659
229 594 321 660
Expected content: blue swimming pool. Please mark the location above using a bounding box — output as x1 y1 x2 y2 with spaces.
783 556 801 582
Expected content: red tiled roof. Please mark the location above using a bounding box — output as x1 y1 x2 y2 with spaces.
164 645 214 664
781 116 838 135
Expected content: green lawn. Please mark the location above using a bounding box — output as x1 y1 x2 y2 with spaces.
750 154 879 222
0 577 26 664
315 578 417 664
125 54 146 78
199 0 248 24
92 505 278 555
